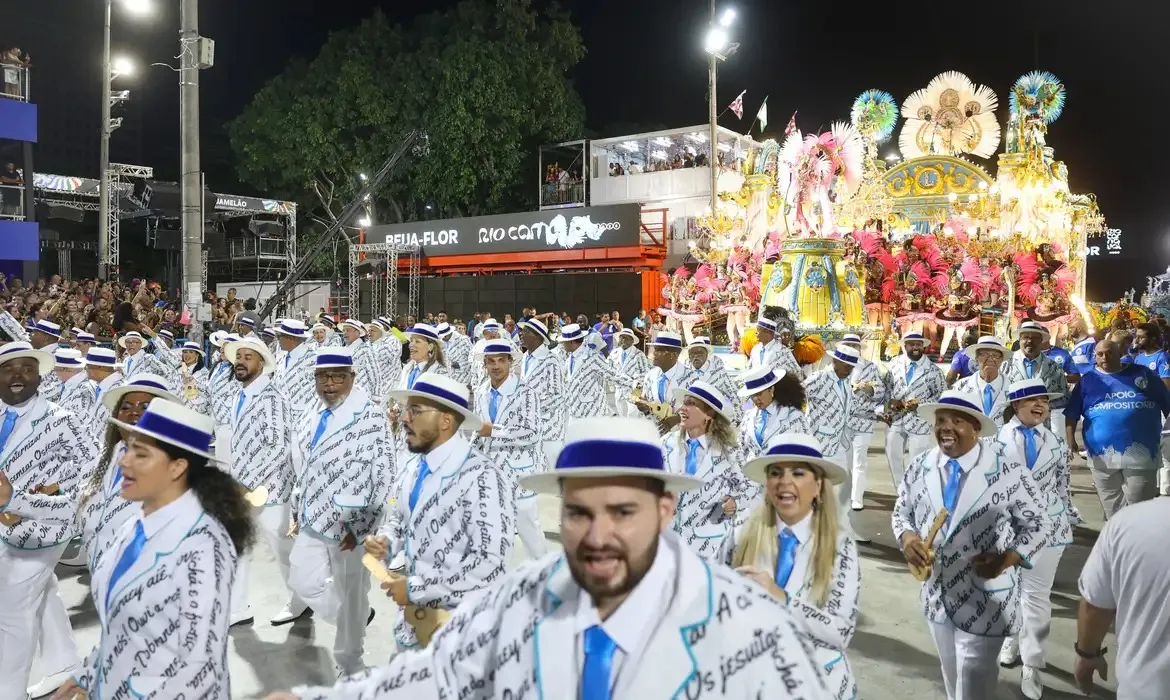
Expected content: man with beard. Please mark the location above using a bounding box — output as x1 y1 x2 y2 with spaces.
894 390 1050 700
609 328 651 417
559 324 635 420
1127 322 1170 390
269 417 830 700
953 336 1011 431
682 336 740 423
0 341 96 700
288 349 390 678
224 336 306 627
364 373 514 652
634 331 689 433
882 331 947 486
999 322 1069 428
517 317 566 463
274 319 317 429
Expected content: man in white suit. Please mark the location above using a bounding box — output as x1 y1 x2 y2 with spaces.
838 333 886 511
749 316 802 378
882 331 947 485
274 319 317 428
271 417 831 699
683 337 741 423
893 390 1051 700
437 322 473 388
953 336 1010 431
559 324 634 420
1001 322 1069 428
804 343 867 541
517 318 566 463
609 328 650 416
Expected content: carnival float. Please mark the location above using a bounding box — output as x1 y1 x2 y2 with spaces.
660 70 1107 361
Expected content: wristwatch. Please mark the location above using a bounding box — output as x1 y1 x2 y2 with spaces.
1074 643 1107 659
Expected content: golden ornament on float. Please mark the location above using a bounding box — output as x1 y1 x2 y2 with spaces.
759 238 866 328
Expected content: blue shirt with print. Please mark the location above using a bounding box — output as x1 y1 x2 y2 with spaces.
1070 337 1096 375
1045 346 1075 374
1130 350 1170 378
1066 364 1170 466
949 348 973 378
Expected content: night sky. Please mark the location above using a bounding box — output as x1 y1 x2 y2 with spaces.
4 0 1167 300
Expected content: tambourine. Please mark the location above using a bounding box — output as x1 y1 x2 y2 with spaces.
244 485 269 508
908 508 949 581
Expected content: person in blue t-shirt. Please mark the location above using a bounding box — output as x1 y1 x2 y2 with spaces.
945 328 980 386
1043 338 1078 381
1129 323 1170 390
1066 335 1170 518
1070 329 1097 377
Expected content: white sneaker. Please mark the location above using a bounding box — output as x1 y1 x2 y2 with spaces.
850 500 864 511
27 668 77 698
230 609 255 628
1021 665 1043 699
270 602 311 626
998 636 1020 666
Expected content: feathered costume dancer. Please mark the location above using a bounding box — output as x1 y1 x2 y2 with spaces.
779 121 865 237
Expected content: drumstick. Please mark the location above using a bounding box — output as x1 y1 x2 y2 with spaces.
909 508 949 581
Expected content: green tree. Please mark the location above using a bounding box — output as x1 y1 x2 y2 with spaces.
229 0 586 275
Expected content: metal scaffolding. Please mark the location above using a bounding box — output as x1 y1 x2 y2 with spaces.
347 242 421 321
105 163 153 277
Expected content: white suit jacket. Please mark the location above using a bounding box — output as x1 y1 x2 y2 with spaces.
443 333 474 387
75 490 236 699
229 374 295 504
293 386 393 542
77 442 138 573
1001 351 1070 411
953 373 1010 430
519 345 566 443
291 532 831 700
882 355 946 435
179 365 212 417
750 339 803 379
995 419 1080 547
803 368 852 458
474 375 540 498
348 338 385 404
0 395 96 550
39 370 62 400
391 360 451 492
845 357 886 434
563 346 633 419
891 442 1051 636
87 371 124 440
689 358 743 423
121 349 168 381
639 360 693 411
208 360 238 428
57 371 98 418
662 432 745 560
610 344 652 388
276 341 317 426
373 335 404 396
739 404 812 460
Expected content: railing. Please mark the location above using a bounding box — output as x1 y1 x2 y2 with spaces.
540 181 585 208
0 183 25 220
640 208 668 246
1 62 29 102
230 237 286 259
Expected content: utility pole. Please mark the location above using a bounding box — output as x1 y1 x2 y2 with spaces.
179 0 203 327
98 0 113 279
708 0 718 216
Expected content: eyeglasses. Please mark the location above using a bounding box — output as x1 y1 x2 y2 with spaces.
403 405 440 419
314 371 352 385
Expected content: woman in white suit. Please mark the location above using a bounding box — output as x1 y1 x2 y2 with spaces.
178 341 212 416
995 378 1081 700
54 399 254 700
721 433 861 700
661 380 745 560
737 366 811 521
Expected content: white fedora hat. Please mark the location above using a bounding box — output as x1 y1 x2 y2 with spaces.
404 323 442 343
686 336 713 351
32 320 62 338
615 327 639 343
481 340 515 356
1016 321 1051 340
968 335 1008 358
101 373 180 413
558 323 587 342
53 347 86 369
902 331 926 343
755 317 778 333
839 333 863 346
435 322 454 338
737 366 785 398
386 372 483 431
209 330 229 348
112 398 216 461
274 319 307 338
743 434 847 486
1007 378 1063 403
117 331 148 349
648 331 684 351
315 347 354 369
917 389 997 437
74 331 97 344
518 317 551 342
85 347 119 369
180 341 205 357
157 329 175 342
479 318 502 334
0 341 54 376
522 417 700 494
829 344 860 367
675 380 735 424
341 318 367 337
223 337 277 374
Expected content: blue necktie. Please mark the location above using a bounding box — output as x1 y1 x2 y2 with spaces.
285 354 290 370
906 362 916 385
214 362 228 380
774 528 799 589
1018 425 1039 470
235 390 246 419
569 355 575 376
1023 359 1035 379
523 355 531 377
408 458 431 511
310 408 332 449
755 409 768 447
621 349 627 366
95 386 102 402
106 520 146 611
581 625 617 700
489 389 501 423
125 358 133 375
0 409 17 452
657 374 668 402
111 463 124 490
685 438 701 475
407 366 420 389
982 384 995 416
942 459 963 519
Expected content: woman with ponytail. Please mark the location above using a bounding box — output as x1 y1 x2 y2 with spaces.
720 433 860 700
54 399 253 700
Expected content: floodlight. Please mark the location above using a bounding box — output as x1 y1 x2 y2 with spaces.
718 8 736 27
112 56 135 77
358 217 372 227
121 0 153 16
704 28 729 55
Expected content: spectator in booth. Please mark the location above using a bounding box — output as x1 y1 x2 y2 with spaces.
1 161 22 216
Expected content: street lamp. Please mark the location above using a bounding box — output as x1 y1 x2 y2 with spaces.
703 4 737 216
99 0 152 280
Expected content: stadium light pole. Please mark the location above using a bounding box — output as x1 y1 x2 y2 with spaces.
704 5 737 216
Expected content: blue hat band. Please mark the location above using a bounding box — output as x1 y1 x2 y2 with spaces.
556 439 664 472
904 333 924 341
937 395 981 414
832 350 856 363
757 320 777 331
560 331 585 341
131 379 169 392
136 411 212 456
481 324 502 333
1009 385 1052 402
408 327 439 341
652 337 683 349
316 353 353 367
240 319 256 327
77 334 95 342
36 325 61 336
744 371 778 392
764 443 825 461
687 385 724 411
411 381 470 410
520 320 549 338
482 342 514 355
57 358 83 367
87 354 117 365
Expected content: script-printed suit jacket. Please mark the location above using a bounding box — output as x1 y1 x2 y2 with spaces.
845 357 886 435
121 349 168 382
276 342 317 427
1001 351 1070 413
373 335 404 398
208 361 239 428
57 371 98 419
230 375 295 505
292 385 393 543
444 333 474 387
0 395 96 550
689 358 743 423
290 532 832 700
662 433 745 561
803 368 852 458
563 347 635 419
892 442 1051 636
74 491 236 699
882 355 947 436
518 345 566 444
349 338 385 405
76 442 137 573
473 376 540 499
996 419 1080 548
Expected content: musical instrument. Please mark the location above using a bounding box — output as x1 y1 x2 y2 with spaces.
0 483 60 527
909 508 949 581
362 553 451 646
629 385 676 421
244 485 270 508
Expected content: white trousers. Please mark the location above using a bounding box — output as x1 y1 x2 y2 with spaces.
1011 545 1064 669
231 503 302 618
928 620 1003 700
213 424 232 468
885 427 935 486
1159 436 1170 496
847 430 874 504
34 574 81 679
515 497 548 559
288 534 371 674
0 545 70 700
826 451 861 537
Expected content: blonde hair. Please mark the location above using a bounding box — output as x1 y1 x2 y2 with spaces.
676 405 736 452
730 467 840 606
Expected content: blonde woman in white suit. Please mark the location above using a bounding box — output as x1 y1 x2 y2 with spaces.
995 379 1081 699
661 381 745 560
721 433 861 700
53 400 254 700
